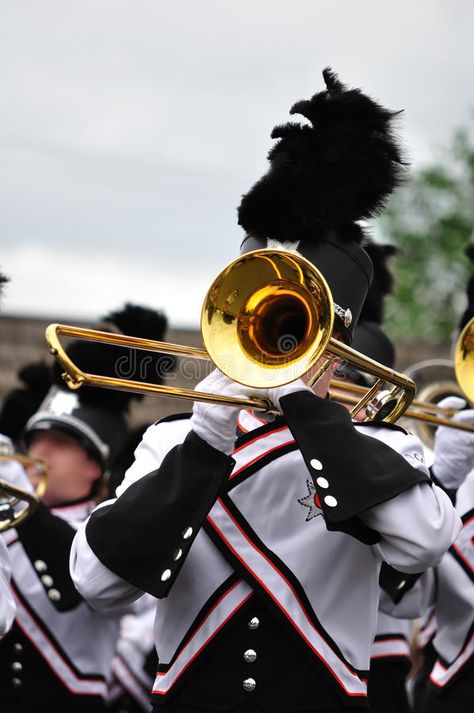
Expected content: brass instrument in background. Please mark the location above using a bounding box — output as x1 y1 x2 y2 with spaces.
0 453 47 532
46 249 416 423
330 316 474 447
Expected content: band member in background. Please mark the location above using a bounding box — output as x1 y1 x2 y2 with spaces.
0 272 16 638
70 70 460 713
406 243 474 713
0 304 170 713
0 435 16 638
382 401 474 713
0 539 14 637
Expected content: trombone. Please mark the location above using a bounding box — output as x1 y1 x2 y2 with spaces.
0 453 47 532
330 316 474 437
46 249 416 423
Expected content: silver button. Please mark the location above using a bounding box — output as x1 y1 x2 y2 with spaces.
12 678 22 688
34 560 47 573
13 643 23 653
172 548 183 561
316 476 329 489
243 677 256 692
324 495 337 507
48 588 61 602
248 617 260 630
397 580 406 590
11 661 22 672
161 569 172 582
41 574 54 588
310 459 323 471
243 649 257 663
182 526 193 540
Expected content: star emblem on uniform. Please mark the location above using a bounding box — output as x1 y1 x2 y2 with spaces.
298 480 323 521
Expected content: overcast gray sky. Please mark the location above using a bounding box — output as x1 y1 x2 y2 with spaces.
1 0 473 328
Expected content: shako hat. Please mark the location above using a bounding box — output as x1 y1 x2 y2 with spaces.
336 241 398 383
238 68 406 343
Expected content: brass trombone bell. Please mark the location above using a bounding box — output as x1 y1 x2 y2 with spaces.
455 316 474 403
0 454 47 532
46 249 416 423
201 249 334 387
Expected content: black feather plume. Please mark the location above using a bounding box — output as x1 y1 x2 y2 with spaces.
0 271 9 301
360 242 399 324
238 67 407 246
0 362 51 443
103 303 168 340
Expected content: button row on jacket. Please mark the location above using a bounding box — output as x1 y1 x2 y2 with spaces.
311 459 338 508
161 526 193 582
34 559 62 601
242 616 261 691
9 640 23 690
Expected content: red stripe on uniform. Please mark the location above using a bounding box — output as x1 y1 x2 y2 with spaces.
207 499 367 696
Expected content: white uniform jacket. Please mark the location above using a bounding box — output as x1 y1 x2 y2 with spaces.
109 593 157 711
371 611 412 663
0 496 122 708
429 470 474 690
71 392 460 710
380 470 473 693
0 537 15 638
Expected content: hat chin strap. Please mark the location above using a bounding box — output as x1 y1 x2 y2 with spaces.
334 304 353 329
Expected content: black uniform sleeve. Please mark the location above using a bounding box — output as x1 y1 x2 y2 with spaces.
16 503 82 611
379 562 423 603
280 391 430 544
429 466 457 504
85 430 235 597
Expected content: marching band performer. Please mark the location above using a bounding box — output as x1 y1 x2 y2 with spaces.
0 274 16 638
70 70 461 713
382 396 474 713
0 537 14 638
0 304 169 713
405 244 474 713
0 436 16 639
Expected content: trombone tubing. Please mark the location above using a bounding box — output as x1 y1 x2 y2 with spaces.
332 380 462 416
330 385 474 433
46 324 274 413
46 323 417 422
